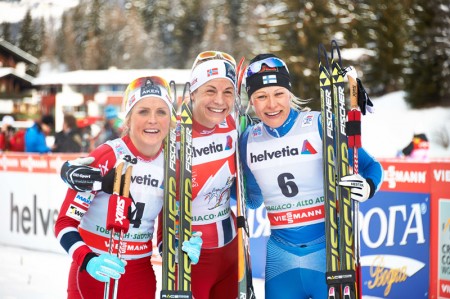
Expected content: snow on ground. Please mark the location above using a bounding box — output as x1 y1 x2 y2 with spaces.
0 91 448 299
362 91 450 159
0 245 265 299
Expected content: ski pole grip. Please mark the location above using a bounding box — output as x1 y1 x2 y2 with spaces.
347 71 359 109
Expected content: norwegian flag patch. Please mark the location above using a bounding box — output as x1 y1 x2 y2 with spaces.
207 68 219 77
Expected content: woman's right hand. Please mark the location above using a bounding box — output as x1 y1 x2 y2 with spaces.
60 157 102 192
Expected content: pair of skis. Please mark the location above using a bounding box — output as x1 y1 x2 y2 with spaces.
318 41 362 299
160 82 193 299
235 58 257 299
160 60 256 298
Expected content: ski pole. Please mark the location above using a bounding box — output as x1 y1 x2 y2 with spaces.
346 67 362 299
104 160 132 299
235 56 256 299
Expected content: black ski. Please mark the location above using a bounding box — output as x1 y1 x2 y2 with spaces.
331 41 357 299
235 57 256 299
177 82 194 297
318 41 357 299
161 81 181 298
318 43 341 299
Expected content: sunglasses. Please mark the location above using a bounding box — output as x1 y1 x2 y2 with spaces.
124 76 173 108
193 51 236 68
125 76 171 97
246 57 289 77
127 76 171 92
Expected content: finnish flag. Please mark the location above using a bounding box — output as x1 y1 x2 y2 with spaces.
263 75 277 84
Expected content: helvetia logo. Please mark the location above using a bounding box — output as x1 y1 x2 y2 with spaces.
193 137 232 158
301 139 317 155
250 146 299 163
131 174 159 187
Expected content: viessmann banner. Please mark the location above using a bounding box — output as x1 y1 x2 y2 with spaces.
359 161 430 299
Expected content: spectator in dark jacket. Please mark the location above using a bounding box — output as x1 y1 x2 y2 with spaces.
25 114 54 153
400 133 429 160
53 114 83 153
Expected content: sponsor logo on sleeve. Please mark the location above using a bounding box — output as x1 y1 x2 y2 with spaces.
66 204 86 221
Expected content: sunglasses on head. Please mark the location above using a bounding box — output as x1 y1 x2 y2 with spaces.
193 51 236 68
127 76 171 93
124 76 173 105
246 57 289 77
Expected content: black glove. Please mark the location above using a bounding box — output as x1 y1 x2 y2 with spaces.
100 167 119 194
60 157 102 192
356 78 374 115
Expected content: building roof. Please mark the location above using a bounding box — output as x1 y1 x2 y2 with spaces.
33 68 191 86
0 67 35 84
0 38 39 66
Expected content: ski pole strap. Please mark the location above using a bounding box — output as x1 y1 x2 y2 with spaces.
236 215 249 235
106 194 132 232
326 269 356 285
346 110 362 148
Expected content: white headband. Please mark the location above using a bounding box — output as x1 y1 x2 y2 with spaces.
190 60 236 93
125 81 173 116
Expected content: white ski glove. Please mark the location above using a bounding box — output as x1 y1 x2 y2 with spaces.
60 157 102 192
338 174 372 202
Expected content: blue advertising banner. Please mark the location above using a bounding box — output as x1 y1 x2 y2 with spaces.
359 191 430 299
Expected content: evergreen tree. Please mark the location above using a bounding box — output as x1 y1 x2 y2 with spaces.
172 0 205 68
255 0 338 108
18 9 40 57
56 12 80 70
120 1 149 68
200 0 236 56
1 22 12 43
101 3 128 68
35 18 46 58
71 1 93 69
363 1 409 95
139 0 158 33
83 0 107 69
405 0 450 107
41 16 57 66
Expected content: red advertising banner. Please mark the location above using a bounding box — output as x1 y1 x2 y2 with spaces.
379 159 430 193
430 161 450 299
0 153 81 173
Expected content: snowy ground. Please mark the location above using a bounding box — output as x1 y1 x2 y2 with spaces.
0 91 448 298
0 245 265 299
361 91 450 159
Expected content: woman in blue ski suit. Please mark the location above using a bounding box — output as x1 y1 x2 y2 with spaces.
239 54 384 299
